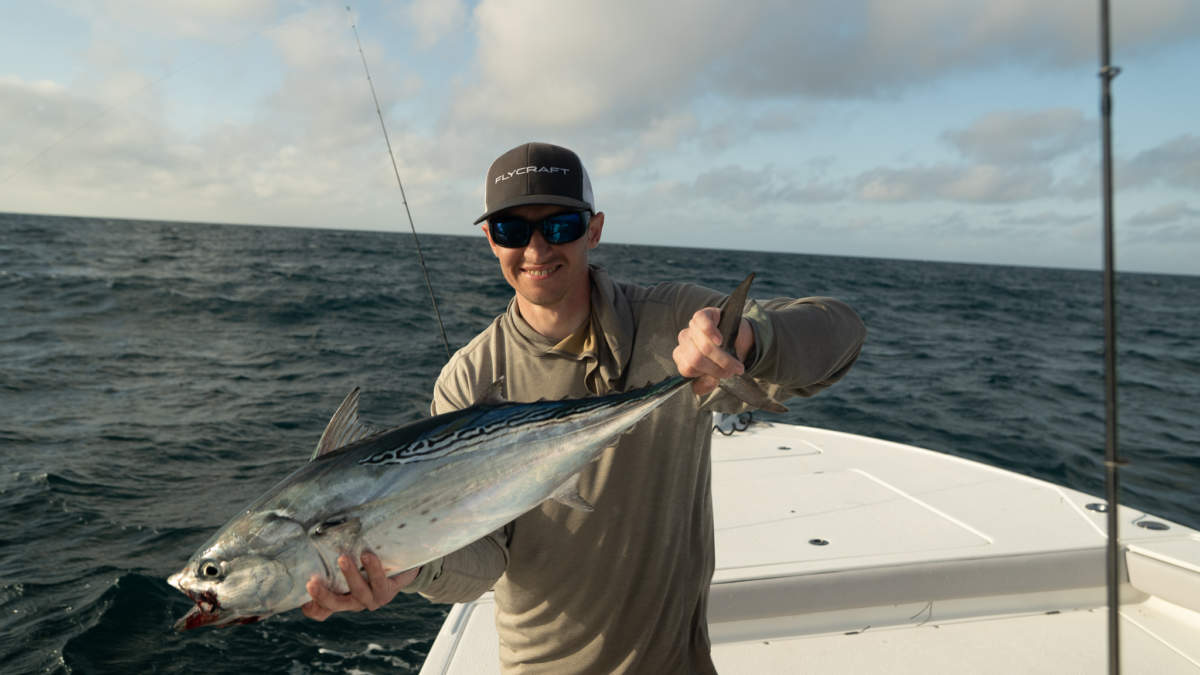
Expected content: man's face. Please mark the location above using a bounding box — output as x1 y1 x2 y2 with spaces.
482 204 604 310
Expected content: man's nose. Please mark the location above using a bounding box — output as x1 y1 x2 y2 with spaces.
524 227 552 256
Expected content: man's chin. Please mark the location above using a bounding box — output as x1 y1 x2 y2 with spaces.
514 273 568 302
517 287 568 308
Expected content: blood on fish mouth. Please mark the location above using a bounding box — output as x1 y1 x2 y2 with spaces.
174 589 264 631
173 589 228 630
186 589 221 614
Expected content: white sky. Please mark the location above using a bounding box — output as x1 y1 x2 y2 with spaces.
2 0 1197 274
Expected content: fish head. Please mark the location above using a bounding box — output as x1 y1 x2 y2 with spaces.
168 509 326 631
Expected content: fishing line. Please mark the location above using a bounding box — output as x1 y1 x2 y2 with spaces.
345 5 452 361
1097 1 1124 673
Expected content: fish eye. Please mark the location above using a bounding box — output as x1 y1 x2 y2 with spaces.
198 559 224 579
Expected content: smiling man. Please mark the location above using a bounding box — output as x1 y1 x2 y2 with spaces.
303 142 867 674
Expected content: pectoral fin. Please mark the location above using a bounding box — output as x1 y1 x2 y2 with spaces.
549 474 594 512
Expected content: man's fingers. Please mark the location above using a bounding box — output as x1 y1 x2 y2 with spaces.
689 308 724 347
690 309 744 370
361 551 395 607
301 553 417 623
305 575 364 616
674 337 731 381
339 554 380 611
302 578 331 620
678 310 744 380
301 598 333 621
691 375 718 396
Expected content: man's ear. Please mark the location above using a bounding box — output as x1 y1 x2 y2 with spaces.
481 222 501 258
587 212 604 249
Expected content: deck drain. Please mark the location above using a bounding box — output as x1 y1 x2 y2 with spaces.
1136 520 1169 531
1085 503 1108 512
809 538 829 546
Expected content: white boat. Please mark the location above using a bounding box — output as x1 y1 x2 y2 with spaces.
418 420 1200 674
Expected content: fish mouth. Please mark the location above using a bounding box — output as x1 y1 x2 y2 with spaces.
173 588 262 631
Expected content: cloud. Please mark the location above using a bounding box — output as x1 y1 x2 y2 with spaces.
856 164 1055 203
0 75 168 182
403 0 469 49
1128 201 1199 226
942 108 1091 165
60 0 279 40
452 0 763 129
447 0 1200 156
710 0 1200 99
1126 201 1200 246
1126 134 1200 192
850 106 1104 206
994 209 1092 228
921 131 1200 209
692 165 844 209
1123 201 1200 244
0 5 448 228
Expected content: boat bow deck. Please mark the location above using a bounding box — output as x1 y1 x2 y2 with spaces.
419 423 1200 673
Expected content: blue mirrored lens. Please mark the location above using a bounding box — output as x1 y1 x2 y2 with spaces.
541 213 588 244
491 219 532 247
490 212 588 248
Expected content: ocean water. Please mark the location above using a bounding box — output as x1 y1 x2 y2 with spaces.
1 211 1197 674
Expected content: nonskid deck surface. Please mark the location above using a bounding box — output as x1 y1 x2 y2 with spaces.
419 423 1200 674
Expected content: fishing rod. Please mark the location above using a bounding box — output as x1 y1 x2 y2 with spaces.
1098 1 1124 673
346 5 452 360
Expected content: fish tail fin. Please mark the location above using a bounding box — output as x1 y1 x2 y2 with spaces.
717 273 788 413
717 273 754 348
718 375 787 413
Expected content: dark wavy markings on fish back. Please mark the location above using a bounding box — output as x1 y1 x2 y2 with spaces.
358 376 687 466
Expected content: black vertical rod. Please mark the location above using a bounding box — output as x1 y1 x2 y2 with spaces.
1098 1 1123 673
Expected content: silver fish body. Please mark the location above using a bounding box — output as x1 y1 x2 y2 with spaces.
168 375 693 629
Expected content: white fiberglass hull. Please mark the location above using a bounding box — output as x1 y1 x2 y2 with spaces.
419 422 1200 674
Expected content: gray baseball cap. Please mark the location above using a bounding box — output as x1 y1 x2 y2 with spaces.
474 142 595 224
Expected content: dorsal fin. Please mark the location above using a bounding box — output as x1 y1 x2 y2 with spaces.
311 388 382 460
718 273 755 353
473 377 507 406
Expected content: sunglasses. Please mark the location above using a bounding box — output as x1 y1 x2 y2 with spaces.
488 211 591 248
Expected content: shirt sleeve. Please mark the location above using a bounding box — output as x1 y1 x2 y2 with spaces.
743 296 866 398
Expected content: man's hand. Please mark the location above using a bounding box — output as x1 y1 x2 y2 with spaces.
673 308 755 395
301 551 419 621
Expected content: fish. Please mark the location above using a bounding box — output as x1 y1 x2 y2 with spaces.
166 273 784 630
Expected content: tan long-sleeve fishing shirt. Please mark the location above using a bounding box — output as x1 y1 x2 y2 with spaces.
404 266 865 674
